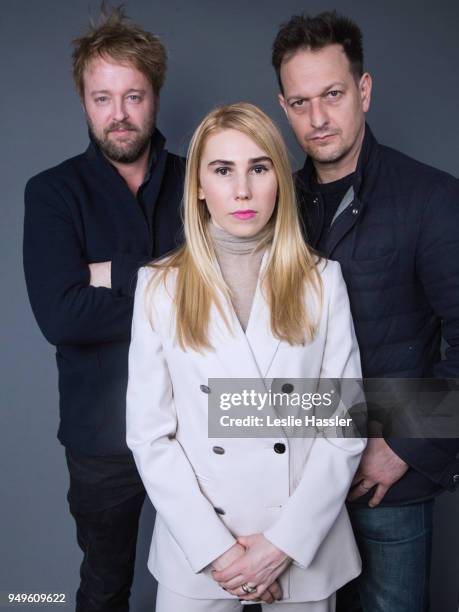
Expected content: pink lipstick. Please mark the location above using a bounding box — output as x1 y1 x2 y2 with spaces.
231 210 257 220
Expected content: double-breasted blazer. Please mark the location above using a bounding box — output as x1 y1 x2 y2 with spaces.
126 255 366 602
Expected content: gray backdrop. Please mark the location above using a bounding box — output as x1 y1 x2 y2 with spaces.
1 0 458 610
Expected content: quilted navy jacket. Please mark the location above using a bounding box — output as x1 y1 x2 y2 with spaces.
295 124 459 504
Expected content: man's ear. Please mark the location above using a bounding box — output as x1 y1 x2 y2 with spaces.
278 93 289 120
359 73 372 113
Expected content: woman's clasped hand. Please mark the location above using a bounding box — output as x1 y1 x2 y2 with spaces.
212 534 291 603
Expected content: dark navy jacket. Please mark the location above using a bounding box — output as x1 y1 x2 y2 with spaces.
295 124 459 504
23 129 184 455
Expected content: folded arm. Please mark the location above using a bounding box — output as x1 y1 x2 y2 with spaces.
23 176 144 345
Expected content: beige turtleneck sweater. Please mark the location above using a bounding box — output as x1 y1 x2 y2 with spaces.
209 223 266 331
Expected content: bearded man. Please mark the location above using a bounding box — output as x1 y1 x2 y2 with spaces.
23 7 184 611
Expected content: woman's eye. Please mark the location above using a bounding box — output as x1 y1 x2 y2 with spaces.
251 165 268 174
215 167 230 176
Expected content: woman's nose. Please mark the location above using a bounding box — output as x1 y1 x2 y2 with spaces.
234 175 251 200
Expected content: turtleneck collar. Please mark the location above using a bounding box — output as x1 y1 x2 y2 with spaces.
208 221 270 255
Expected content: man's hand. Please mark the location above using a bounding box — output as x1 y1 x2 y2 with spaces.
348 437 409 507
211 534 290 601
89 261 111 288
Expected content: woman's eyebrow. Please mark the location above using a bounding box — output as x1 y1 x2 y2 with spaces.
249 156 272 164
208 159 235 166
207 156 272 167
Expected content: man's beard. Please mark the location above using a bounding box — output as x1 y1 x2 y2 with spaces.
307 145 349 165
304 134 349 165
87 115 155 164
304 123 364 167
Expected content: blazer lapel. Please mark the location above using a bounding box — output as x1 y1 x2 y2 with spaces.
207 252 286 438
245 251 281 379
209 291 264 382
209 250 281 380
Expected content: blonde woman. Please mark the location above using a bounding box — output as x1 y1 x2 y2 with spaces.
126 103 365 611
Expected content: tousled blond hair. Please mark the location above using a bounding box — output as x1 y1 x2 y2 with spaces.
72 3 167 98
148 102 322 351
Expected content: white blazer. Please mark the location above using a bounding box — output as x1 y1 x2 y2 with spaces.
126 256 365 602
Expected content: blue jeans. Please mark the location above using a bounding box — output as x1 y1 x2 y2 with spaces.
337 500 434 612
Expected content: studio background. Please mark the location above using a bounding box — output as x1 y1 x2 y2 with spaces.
1 0 458 610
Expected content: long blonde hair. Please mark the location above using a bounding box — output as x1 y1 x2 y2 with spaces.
147 102 322 351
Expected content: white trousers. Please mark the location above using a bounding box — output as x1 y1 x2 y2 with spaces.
155 584 336 612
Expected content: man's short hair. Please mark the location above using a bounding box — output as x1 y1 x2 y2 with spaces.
72 3 167 98
272 11 364 93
